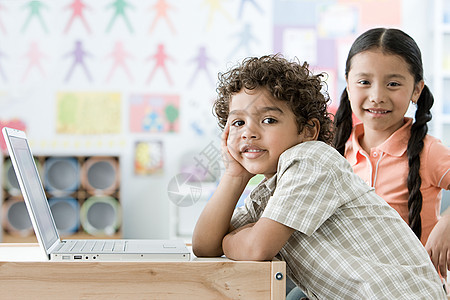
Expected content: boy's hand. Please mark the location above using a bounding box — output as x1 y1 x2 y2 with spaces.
222 122 254 180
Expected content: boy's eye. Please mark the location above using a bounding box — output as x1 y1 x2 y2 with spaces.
262 118 277 124
231 120 244 127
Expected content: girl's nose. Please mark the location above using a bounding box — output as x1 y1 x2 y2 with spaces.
369 84 386 103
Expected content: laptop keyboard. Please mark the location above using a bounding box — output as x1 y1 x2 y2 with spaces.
55 240 126 253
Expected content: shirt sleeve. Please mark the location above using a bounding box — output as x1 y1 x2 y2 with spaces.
262 156 346 236
424 138 450 190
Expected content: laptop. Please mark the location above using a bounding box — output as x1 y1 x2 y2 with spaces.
2 127 190 261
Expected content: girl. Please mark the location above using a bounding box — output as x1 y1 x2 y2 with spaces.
333 28 450 279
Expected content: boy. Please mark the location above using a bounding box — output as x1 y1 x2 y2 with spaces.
192 55 446 299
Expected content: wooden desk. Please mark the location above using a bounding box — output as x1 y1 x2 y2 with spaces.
0 243 286 299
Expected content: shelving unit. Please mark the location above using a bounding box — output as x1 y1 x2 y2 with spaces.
1 155 121 243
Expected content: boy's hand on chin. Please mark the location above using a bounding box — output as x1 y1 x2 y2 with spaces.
222 122 254 181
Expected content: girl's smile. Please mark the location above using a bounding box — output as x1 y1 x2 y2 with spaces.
346 49 424 148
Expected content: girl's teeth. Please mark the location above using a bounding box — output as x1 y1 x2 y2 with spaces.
247 149 261 152
368 109 388 114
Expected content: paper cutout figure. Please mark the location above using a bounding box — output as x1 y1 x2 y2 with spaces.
149 0 176 34
21 1 48 33
228 23 259 59
106 41 134 82
63 40 93 82
146 44 174 85
202 0 233 30
64 0 91 34
188 46 215 87
106 0 134 33
21 41 46 82
237 0 263 19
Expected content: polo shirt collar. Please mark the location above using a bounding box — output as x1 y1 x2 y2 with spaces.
348 117 412 164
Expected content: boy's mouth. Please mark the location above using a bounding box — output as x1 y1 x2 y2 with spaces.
245 149 263 153
240 145 266 158
240 145 264 153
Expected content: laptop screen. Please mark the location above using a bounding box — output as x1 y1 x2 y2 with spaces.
8 135 59 251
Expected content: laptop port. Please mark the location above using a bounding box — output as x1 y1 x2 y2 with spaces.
74 255 82 259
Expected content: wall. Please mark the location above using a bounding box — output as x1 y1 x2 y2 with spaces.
0 0 433 240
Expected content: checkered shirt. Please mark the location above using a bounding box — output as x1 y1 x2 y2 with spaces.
231 141 446 299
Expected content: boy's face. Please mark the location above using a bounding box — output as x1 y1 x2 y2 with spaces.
226 88 310 179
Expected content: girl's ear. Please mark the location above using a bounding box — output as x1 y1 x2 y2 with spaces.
345 84 351 101
411 80 425 104
301 118 320 141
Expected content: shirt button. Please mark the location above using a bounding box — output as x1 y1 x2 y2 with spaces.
373 152 378 157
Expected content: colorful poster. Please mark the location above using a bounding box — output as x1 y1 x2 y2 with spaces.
129 94 180 133
134 140 164 175
56 92 121 134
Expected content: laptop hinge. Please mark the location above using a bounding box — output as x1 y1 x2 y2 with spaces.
47 240 64 255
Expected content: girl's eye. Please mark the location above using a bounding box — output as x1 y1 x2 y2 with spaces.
387 82 400 87
262 118 277 124
231 120 244 127
358 80 370 85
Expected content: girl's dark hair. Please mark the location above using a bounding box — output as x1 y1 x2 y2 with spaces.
333 28 434 239
214 54 333 144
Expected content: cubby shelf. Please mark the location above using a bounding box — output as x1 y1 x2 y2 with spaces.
1 155 121 243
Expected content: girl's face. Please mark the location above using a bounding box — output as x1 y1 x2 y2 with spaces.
226 88 312 179
346 49 424 137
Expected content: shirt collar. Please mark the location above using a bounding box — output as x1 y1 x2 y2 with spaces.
265 174 277 194
347 117 412 164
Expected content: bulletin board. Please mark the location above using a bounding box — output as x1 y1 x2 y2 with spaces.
0 0 402 240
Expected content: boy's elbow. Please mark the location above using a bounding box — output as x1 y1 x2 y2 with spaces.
245 245 276 261
192 238 224 257
224 239 276 261
192 244 209 257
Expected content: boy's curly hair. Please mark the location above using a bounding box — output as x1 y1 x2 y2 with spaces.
213 54 333 144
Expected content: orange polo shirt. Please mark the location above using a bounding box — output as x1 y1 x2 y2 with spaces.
345 118 450 245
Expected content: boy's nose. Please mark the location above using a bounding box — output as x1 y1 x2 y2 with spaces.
241 124 259 140
242 132 257 139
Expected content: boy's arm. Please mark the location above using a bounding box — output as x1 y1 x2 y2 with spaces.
222 217 295 261
192 173 249 257
192 122 253 257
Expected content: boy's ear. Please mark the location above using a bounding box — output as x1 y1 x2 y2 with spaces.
301 118 320 141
